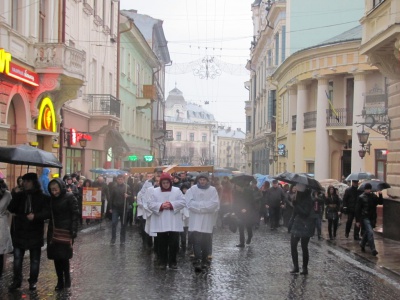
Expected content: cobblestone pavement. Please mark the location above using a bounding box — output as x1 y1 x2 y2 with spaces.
1 222 400 300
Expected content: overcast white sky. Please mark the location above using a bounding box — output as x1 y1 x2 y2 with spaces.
120 0 253 131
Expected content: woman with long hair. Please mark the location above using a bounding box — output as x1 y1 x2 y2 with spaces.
289 184 315 275
47 178 79 291
0 179 13 278
325 185 341 240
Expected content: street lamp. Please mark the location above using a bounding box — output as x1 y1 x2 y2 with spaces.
357 127 371 159
79 137 88 148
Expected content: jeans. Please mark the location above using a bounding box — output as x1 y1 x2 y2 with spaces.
111 208 127 243
314 215 322 237
360 218 376 251
345 211 360 238
192 231 212 263
290 236 310 269
269 206 280 229
328 218 339 239
13 247 41 284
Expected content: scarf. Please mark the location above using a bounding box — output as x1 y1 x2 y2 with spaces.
197 183 210 190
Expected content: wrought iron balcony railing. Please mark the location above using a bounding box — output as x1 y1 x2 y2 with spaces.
86 94 120 117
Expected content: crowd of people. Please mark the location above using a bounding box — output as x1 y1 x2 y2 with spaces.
0 168 384 292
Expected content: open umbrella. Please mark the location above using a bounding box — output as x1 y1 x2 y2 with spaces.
0 144 62 168
358 180 391 192
345 172 375 181
273 172 324 191
89 168 126 177
230 174 255 187
89 168 107 174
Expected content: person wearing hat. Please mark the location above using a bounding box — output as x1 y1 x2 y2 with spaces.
355 183 383 256
147 173 186 269
342 180 363 240
185 172 220 272
8 173 50 291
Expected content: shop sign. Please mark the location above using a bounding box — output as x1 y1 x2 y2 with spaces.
143 155 154 162
69 128 92 146
0 48 39 86
37 97 57 132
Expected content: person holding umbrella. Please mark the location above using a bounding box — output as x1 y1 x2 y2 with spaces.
356 183 383 256
109 174 132 245
289 183 315 275
8 173 50 291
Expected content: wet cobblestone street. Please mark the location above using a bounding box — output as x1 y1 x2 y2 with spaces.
1 223 400 300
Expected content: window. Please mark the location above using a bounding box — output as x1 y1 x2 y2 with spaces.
202 134 207 142
267 49 272 67
306 162 315 174
190 133 194 141
176 148 181 158
121 47 125 75
39 0 46 42
110 1 114 35
275 33 280 65
189 147 195 157
12 0 19 31
201 148 207 157
268 90 276 120
65 148 82 175
127 53 131 79
92 150 101 170
176 132 181 141
102 0 106 21
281 26 286 62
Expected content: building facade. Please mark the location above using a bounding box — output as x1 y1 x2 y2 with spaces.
164 87 217 166
217 127 246 171
359 0 400 240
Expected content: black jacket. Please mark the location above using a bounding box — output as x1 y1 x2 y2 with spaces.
8 188 50 249
355 192 383 226
47 178 80 260
110 183 132 210
232 187 258 225
324 194 341 220
342 186 362 213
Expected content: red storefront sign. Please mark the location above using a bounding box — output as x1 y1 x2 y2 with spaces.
69 128 92 146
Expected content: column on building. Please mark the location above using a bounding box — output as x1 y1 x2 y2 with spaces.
287 86 296 172
295 83 307 173
314 77 330 180
351 72 367 173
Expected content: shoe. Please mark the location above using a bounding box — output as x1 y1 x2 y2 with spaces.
193 261 202 272
169 264 178 270
290 268 299 274
345 233 349 238
300 268 308 275
158 264 167 270
329 237 334 241
236 244 245 248
29 283 37 291
55 284 64 291
360 243 366 252
318 236 322 241
372 250 378 256
8 281 21 291
246 237 252 245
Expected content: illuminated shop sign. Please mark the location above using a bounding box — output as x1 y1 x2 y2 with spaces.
37 97 57 132
0 48 39 86
69 128 92 146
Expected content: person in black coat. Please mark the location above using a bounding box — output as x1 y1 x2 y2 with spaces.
356 183 383 256
342 180 362 240
289 184 315 275
232 184 258 247
325 185 342 240
8 173 50 291
47 178 79 291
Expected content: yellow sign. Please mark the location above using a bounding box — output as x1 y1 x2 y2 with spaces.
37 97 57 132
0 49 11 74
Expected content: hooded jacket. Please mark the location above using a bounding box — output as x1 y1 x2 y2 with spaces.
39 168 51 196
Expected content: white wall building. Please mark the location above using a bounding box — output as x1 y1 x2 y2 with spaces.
217 127 246 171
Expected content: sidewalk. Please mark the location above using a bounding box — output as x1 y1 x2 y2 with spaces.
317 220 400 278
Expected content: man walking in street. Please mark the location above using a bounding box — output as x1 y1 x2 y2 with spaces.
343 180 362 240
265 179 286 230
7 173 50 291
109 174 132 245
185 173 219 272
356 183 383 256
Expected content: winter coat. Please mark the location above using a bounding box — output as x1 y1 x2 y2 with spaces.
356 192 383 227
186 185 220 233
290 189 315 238
8 188 50 249
39 168 50 196
325 194 341 220
311 193 325 218
147 186 186 233
0 190 13 255
232 187 258 226
109 183 132 211
266 187 286 208
342 186 362 213
47 178 80 260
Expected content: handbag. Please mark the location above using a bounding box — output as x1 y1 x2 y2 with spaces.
50 201 72 246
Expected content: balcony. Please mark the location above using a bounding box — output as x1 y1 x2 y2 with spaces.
304 111 317 129
153 119 167 140
326 108 353 127
33 43 86 81
87 94 120 117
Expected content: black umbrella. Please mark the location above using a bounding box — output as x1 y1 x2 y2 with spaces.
273 172 324 191
358 180 391 192
345 172 375 181
0 144 62 168
230 174 255 187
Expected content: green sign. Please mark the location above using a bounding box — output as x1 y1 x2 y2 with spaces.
143 155 153 162
128 155 138 161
